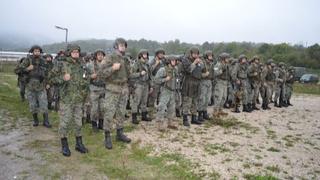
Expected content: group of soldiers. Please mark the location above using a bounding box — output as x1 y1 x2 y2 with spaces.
14 38 295 157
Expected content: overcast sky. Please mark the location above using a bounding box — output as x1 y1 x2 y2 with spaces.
1 0 319 45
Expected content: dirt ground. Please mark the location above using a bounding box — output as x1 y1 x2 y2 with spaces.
128 94 320 179
0 94 319 179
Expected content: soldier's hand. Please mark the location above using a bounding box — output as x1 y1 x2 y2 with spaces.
91 73 97 79
165 76 171 81
155 59 160 65
26 65 34 71
236 80 241 85
253 72 258 76
64 73 71 81
46 84 50 89
141 70 146 76
204 71 210 77
112 63 121 71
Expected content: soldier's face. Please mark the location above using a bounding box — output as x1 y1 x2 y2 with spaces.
46 57 52 62
33 49 41 57
96 52 104 61
118 43 126 53
208 55 213 60
225 58 230 64
191 53 198 59
157 53 164 59
170 60 177 66
142 53 148 59
71 50 80 59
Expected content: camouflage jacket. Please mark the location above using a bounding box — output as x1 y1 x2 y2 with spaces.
87 60 106 89
129 58 153 87
16 55 47 91
49 57 89 103
155 65 178 91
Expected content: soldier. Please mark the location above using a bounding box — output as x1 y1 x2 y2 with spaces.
50 44 89 156
149 48 166 107
213 53 230 117
285 66 295 106
274 62 287 108
154 56 179 131
181 47 203 126
87 49 106 132
16 45 51 128
43 54 54 110
175 56 184 117
232 54 251 113
97 38 132 150
51 50 66 112
14 57 28 101
197 50 214 121
228 58 239 111
248 55 261 110
260 59 275 110
129 49 153 124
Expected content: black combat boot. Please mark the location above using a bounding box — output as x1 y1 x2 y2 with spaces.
92 120 99 133
191 114 202 125
252 103 260 110
203 111 210 120
243 105 251 113
183 115 190 127
287 100 293 106
48 102 53 110
61 137 71 157
116 128 131 143
198 111 204 122
32 113 39 127
176 109 181 117
43 113 52 128
141 112 151 121
281 100 288 107
248 103 253 112
104 131 112 149
131 113 139 124
208 97 214 106
75 136 88 153
86 113 91 124
234 105 241 113
98 119 104 130
262 102 267 110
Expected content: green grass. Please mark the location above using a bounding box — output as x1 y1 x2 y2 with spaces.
293 83 320 95
266 165 280 173
243 173 278 180
0 72 203 179
204 143 230 155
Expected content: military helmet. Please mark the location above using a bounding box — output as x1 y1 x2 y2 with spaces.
137 49 149 59
238 54 247 61
57 50 65 56
219 52 230 60
155 48 165 56
113 38 127 49
44 54 53 59
29 45 43 53
66 44 81 56
251 55 260 62
165 55 177 65
93 49 106 58
203 50 213 59
266 59 274 65
189 46 200 55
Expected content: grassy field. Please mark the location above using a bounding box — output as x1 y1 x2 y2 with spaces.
293 83 320 95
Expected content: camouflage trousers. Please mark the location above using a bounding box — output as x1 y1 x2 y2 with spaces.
241 79 251 105
83 94 91 118
285 83 293 101
89 88 105 123
250 81 260 104
175 90 182 111
213 79 228 111
157 87 176 120
274 83 286 102
182 96 198 116
261 81 273 104
58 102 83 138
103 84 129 132
132 83 149 113
26 89 48 114
18 79 26 99
148 84 160 107
227 81 234 104
197 80 212 111
46 86 54 104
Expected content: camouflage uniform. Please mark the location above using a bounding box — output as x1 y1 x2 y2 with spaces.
129 49 153 124
154 56 179 131
274 62 287 107
14 57 28 101
97 38 132 150
260 59 275 110
16 45 51 127
285 67 295 106
247 56 261 110
197 50 214 120
50 44 89 156
213 53 230 117
149 48 166 107
87 49 106 131
43 54 54 110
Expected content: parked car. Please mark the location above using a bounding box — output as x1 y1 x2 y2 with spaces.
299 74 319 84
294 67 306 81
